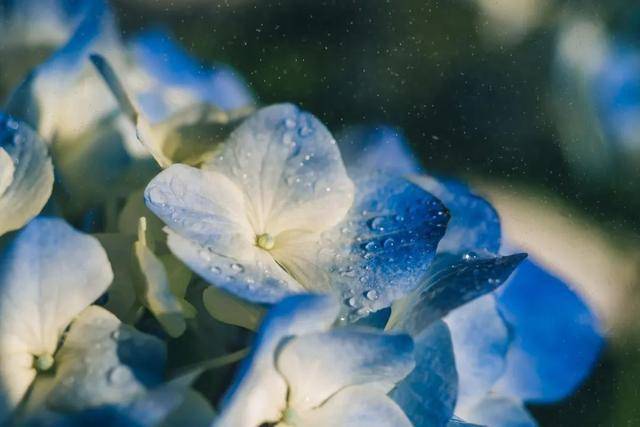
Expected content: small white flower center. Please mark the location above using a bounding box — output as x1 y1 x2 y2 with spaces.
34 353 54 372
256 233 276 251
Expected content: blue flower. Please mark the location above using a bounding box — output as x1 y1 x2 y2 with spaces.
215 294 415 426
144 104 449 318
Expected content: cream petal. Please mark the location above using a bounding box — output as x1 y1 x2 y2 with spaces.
0 218 113 417
0 116 53 237
204 104 354 236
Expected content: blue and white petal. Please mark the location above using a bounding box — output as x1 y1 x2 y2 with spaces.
339 125 423 176
446 295 510 409
130 28 254 121
412 175 502 255
0 115 53 236
391 320 458 427
294 385 412 427
388 252 526 335
38 306 166 412
276 329 414 411
494 258 604 402
204 103 354 236
457 396 537 427
5 0 118 142
272 174 449 318
145 163 304 303
0 218 113 418
214 294 339 427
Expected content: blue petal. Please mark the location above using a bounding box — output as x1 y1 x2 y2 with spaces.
388 252 526 335
495 258 604 402
295 173 449 319
458 396 537 427
391 320 458 427
131 28 254 119
412 175 502 255
446 295 510 408
339 125 423 176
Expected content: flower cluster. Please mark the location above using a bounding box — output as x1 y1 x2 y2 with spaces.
0 1 603 426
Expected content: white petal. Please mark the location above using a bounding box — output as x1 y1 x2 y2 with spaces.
36 306 166 412
0 148 14 197
295 385 412 427
134 218 186 337
0 116 53 236
145 164 254 257
204 103 354 235
0 218 113 415
276 329 414 411
215 295 339 427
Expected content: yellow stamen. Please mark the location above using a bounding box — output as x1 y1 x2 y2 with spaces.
256 233 276 250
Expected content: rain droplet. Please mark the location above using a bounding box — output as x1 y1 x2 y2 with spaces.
347 297 357 307
230 263 245 273
284 118 296 129
365 289 379 300
383 238 395 248
364 241 379 251
107 366 131 385
209 266 221 274
462 252 477 262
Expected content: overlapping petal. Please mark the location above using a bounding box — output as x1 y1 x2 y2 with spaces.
39 306 166 412
272 173 449 318
0 217 113 418
276 329 414 410
494 258 604 402
390 320 458 427
445 295 510 409
203 103 354 235
0 115 53 236
214 294 339 427
388 252 526 335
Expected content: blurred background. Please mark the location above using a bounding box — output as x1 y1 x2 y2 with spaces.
115 1 640 425
7 0 640 424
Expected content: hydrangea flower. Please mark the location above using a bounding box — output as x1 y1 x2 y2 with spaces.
215 294 416 427
0 114 53 237
144 104 449 318
341 125 603 426
0 217 166 423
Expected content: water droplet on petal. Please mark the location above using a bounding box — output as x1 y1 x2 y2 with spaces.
365 289 379 300
383 238 395 248
230 263 245 273
107 366 131 385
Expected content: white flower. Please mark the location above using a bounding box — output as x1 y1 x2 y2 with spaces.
0 217 165 422
214 294 415 427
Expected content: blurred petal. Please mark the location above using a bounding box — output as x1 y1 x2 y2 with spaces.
412 175 501 255
5 0 118 142
40 306 166 411
130 28 254 120
204 103 354 236
273 174 448 318
339 125 422 176
297 385 412 427
276 329 414 411
457 396 537 427
494 258 604 402
388 252 526 335
215 294 339 427
0 217 112 416
202 287 266 331
134 218 185 337
391 320 458 427
0 115 53 236
446 295 509 408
